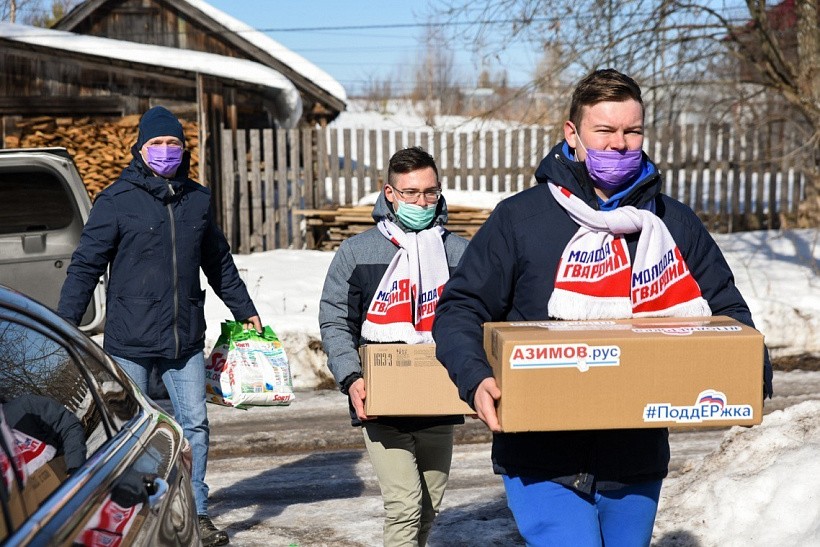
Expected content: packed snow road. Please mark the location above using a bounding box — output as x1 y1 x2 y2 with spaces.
193 369 819 546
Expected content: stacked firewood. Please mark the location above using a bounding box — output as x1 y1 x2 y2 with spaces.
298 204 493 251
4 116 199 198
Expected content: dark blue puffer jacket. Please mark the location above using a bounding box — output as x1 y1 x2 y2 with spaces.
58 147 256 360
433 140 772 494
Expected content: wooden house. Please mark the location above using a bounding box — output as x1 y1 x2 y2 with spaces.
53 0 346 126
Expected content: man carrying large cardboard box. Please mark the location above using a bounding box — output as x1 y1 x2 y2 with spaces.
433 69 773 546
320 147 468 546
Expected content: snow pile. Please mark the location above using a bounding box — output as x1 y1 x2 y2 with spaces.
654 400 820 546
717 230 820 357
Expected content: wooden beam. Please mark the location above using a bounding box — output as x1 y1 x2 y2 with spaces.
196 72 208 187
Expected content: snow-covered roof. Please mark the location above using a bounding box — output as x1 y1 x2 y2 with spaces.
183 0 347 104
0 21 303 127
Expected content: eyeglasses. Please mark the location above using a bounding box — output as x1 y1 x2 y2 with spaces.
389 185 442 203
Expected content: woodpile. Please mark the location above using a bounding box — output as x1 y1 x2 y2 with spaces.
297 204 493 251
4 116 199 198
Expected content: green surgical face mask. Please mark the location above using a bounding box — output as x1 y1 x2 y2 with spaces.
395 200 436 230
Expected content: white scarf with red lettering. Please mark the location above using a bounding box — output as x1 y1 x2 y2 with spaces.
361 220 449 344
547 183 711 319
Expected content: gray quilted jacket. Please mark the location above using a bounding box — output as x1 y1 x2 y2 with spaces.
319 191 468 427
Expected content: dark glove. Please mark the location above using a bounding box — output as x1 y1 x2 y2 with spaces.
340 372 363 395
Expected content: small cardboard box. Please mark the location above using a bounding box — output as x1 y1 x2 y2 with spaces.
0 457 66 538
25 456 66 507
0 479 30 539
484 316 764 432
360 344 473 416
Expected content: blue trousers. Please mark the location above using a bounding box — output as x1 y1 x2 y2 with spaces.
503 475 663 547
114 352 210 515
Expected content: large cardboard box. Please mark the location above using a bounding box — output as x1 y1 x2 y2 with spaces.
484 316 764 432
360 344 473 416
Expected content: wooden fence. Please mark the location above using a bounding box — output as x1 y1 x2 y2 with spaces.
220 123 808 252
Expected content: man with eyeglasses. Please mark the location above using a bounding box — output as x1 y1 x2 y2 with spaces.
320 146 468 546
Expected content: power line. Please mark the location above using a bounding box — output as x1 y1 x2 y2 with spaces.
214 8 757 35
256 18 559 33
3 5 756 34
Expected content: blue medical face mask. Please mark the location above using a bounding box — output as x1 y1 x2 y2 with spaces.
575 133 643 192
395 200 437 231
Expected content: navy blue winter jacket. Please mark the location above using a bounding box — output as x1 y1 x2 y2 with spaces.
433 140 773 494
58 147 257 360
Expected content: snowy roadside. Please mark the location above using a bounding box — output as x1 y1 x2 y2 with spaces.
201 374 820 546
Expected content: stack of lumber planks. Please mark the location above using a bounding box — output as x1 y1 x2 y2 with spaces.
4 115 199 198
297 204 493 251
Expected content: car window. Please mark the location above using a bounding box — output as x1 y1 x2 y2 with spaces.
0 170 76 234
0 317 139 518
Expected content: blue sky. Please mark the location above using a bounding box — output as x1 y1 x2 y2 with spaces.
205 0 537 97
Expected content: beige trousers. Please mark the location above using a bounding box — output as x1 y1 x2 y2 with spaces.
362 422 455 547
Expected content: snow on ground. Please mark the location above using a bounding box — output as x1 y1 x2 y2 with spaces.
716 229 820 357
202 394 820 546
654 400 820 546
202 221 819 545
330 99 537 133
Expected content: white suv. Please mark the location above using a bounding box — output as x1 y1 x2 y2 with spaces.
0 147 105 331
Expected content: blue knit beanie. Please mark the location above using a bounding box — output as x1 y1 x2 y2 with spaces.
136 106 185 150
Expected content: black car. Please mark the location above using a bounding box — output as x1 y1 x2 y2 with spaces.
0 285 199 545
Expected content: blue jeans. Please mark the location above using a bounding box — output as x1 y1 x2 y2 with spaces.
503 475 662 547
114 352 210 515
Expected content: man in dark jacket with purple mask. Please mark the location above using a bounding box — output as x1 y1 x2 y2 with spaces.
59 105 260 547
433 69 772 546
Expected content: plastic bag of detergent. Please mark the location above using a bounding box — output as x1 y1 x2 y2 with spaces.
205 321 295 409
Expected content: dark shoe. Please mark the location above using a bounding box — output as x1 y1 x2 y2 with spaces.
198 514 229 547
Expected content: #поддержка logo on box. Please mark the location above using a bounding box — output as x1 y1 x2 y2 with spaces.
643 389 754 424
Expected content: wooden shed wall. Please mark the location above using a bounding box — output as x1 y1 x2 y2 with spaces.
0 47 194 116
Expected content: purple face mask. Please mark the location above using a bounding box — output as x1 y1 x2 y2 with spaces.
575 135 643 192
145 145 183 178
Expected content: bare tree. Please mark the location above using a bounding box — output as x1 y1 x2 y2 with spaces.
412 25 462 127
27 0 78 26
2 0 26 22
436 0 819 223
359 73 395 115
1 0 79 25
